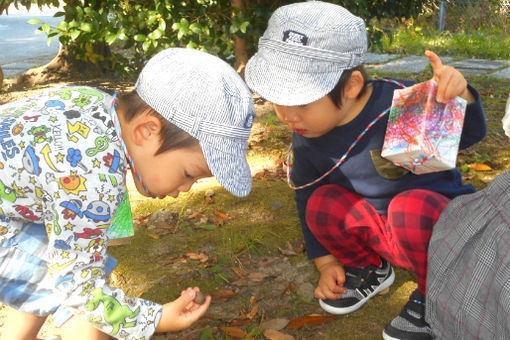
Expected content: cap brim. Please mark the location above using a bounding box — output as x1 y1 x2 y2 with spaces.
200 140 252 197
245 48 345 106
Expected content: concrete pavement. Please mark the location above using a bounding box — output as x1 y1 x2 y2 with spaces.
365 52 510 79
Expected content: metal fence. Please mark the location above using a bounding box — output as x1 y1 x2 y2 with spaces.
437 0 510 32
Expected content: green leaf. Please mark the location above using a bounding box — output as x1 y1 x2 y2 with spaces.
152 28 164 39
57 21 68 31
158 19 166 31
142 40 151 52
196 224 216 231
148 13 158 26
134 34 147 42
183 225 194 235
240 21 249 34
53 11 65 17
70 29 81 41
27 19 43 25
105 33 117 45
180 18 189 28
80 22 93 33
189 22 202 34
118 31 128 41
41 23 51 34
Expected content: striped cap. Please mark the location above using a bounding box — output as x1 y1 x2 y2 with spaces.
136 48 255 197
245 1 367 106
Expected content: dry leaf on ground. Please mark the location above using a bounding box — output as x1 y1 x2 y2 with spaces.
287 314 335 329
468 163 493 171
220 326 247 338
212 289 238 300
261 318 290 331
264 329 295 340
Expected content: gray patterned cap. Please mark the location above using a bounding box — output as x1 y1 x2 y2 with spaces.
245 1 367 106
136 48 255 197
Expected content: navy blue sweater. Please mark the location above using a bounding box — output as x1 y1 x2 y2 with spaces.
291 79 487 259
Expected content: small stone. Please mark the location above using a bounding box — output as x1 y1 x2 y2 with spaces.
194 291 206 305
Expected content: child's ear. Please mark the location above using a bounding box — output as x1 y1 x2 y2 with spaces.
131 115 161 146
344 71 365 99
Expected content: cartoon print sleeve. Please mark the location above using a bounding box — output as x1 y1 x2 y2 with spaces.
44 170 163 339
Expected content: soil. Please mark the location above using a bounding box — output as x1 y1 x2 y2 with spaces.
0 70 509 340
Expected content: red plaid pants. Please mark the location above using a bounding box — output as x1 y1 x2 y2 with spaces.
306 185 449 293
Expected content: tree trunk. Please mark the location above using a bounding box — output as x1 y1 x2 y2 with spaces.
231 0 249 79
15 42 111 86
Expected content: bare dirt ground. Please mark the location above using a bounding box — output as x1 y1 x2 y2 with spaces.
1 71 509 340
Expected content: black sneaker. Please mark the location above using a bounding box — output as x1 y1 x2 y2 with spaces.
382 289 432 340
319 258 395 315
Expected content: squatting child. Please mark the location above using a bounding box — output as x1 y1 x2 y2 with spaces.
244 2 486 339
0 47 255 339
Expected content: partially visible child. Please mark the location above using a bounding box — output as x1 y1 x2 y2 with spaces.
425 95 510 339
244 2 486 339
0 47 255 339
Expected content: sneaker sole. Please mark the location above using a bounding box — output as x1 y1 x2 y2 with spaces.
382 331 400 340
319 267 395 315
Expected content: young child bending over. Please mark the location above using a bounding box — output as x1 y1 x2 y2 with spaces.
245 2 485 339
0 48 255 339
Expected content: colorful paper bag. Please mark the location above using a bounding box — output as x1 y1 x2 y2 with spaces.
381 80 467 174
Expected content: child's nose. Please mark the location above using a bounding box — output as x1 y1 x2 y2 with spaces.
282 109 300 124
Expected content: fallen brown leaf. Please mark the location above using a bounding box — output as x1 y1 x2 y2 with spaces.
230 319 253 326
231 266 249 278
468 163 493 171
264 329 295 340
186 252 208 263
220 326 247 338
257 257 280 268
213 209 230 220
287 314 335 329
261 318 290 332
248 272 267 281
212 289 238 300
248 303 258 319
281 283 295 297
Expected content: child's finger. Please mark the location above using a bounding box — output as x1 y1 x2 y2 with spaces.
176 288 198 310
425 50 443 81
435 69 454 103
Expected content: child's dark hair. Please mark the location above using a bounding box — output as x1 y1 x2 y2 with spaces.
117 90 198 155
328 65 368 109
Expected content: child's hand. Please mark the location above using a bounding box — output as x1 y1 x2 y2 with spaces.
155 287 211 333
425 50 475 104
314 259 347 300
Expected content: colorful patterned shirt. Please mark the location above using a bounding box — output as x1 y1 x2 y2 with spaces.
0 86 162 339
